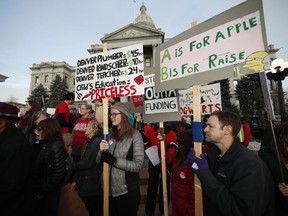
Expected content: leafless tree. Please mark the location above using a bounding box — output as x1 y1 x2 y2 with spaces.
6 95 18 102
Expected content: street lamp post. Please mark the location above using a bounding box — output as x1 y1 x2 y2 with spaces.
267 58 288 122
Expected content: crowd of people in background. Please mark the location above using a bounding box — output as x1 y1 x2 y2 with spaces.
1 94 288 216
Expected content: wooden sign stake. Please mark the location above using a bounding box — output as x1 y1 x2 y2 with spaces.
159 121 169 216
102 43 110 216
192 85 203 216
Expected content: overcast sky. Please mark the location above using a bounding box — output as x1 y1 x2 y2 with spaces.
0 0 287 104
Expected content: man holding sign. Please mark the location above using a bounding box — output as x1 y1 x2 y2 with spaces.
187 111 275 216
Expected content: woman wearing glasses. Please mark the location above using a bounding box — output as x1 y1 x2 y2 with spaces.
25 111 50 158
97 102 144 216
34 118 67 216
68 104 94 163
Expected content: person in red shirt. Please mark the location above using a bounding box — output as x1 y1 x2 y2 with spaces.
164 122 177 146
143 123 152 135
54 92 75 149
166 129 195 216
68 104 94 162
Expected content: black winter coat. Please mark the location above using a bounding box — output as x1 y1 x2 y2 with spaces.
73 136 102 197
197 138 275 216
0 125 34 216
258 133 288 216
34 140 67 196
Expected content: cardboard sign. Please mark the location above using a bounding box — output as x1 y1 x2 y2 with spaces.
178 83 222 115
143 74 181 123
155 0 268 92
75 44 144 101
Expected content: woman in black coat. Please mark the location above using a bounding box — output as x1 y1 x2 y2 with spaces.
72 120 103 216
33 118 67 216
25 111 50 158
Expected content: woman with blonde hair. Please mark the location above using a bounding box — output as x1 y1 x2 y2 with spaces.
72 120 103 216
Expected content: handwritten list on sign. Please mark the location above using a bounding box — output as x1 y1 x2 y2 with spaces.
75 43 144 101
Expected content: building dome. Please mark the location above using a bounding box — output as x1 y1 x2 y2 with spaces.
134 3 156 29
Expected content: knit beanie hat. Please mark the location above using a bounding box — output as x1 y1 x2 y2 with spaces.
111 102 131 117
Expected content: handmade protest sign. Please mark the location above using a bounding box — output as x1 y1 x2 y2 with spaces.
75 43 144 101
178 83 222 115
143 74 181 123
154 0 268 92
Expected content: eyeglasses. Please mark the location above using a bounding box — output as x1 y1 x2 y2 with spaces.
109 113 121 118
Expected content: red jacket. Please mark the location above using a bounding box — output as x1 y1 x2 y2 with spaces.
145 127 159 148
166 148 195 216
54 102 70 134
165 130 177 145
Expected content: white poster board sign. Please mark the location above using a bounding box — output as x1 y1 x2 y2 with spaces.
178 83 222 115
75 43 144 101
143 74 181 123
155 0 268 92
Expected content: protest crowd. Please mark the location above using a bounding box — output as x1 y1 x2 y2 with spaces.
1 90 288 216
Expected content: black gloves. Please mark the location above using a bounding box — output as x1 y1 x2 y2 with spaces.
101 151 117 165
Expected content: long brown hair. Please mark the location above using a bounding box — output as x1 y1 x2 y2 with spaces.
174 130 193 171
21 100 42 124
38 118 64 144
110 113 134 141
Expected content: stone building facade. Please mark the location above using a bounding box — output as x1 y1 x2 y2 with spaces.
29 61 75 94
29 3 164 104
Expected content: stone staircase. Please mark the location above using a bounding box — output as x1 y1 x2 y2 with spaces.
138 158 171 216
